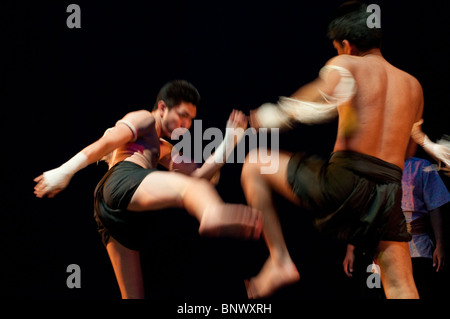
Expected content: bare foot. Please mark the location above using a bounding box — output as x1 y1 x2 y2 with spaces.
245 257 300 299
198 204 263 240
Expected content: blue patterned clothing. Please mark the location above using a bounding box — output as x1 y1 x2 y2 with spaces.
401 157 450 258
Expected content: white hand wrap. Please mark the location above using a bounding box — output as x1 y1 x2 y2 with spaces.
255 96 340 128
213 127 245 163
421 135 450 169
42 152 89 192
411 119 450 171
255 101 293 128
280 96 339 124
255 65 356 128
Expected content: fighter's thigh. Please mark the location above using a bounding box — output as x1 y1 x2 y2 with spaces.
127 171 193 212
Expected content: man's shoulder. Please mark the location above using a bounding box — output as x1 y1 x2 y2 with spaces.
123 109 156 131
325 55 354 68
324 55 365 77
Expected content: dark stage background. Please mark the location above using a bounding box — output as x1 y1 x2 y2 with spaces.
1 0 449 301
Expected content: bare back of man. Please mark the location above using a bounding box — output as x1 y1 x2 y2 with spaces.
330 50 423 168
329 50 422 299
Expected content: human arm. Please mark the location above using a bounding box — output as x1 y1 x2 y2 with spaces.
249 61 356 130
191 109 247 180
430 207 445 272
411 119 450 175
191 110 248 180
158 110 247 181
343 244 356 277
34 110 155 198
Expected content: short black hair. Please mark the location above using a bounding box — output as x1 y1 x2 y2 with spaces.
153 80 201 110
327 1 382 52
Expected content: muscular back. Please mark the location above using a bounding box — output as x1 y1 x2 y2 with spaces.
332 53 423 169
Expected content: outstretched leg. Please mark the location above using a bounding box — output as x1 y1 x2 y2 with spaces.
128 171 263 240
374 240 419 299
241 149 301 298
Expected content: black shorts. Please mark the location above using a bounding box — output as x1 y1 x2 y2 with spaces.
287 150 411 252
94 161 157 251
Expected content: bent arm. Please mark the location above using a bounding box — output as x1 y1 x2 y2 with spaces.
250 62 356 130
81 124 135 164
34 111 152 198
192 110 247 180
163 110 247 182
410 119 450 172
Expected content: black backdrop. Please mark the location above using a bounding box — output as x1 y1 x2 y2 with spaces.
2 0 449 302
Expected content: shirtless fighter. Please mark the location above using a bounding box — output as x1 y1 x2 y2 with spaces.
241 2 430 299
34 80 262 298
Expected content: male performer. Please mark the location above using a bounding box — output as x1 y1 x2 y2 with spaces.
34 80 262 299
241 2 428 299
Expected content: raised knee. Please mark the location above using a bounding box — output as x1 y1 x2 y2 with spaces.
242 147 280 180
188 176 215 192
242 149 261 179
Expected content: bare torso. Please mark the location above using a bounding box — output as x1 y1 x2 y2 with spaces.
331 52 423 169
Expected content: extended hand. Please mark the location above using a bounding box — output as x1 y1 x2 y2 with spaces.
34 167 71 198
226 109 248 131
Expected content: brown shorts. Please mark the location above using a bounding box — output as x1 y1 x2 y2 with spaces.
287 150 411 252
